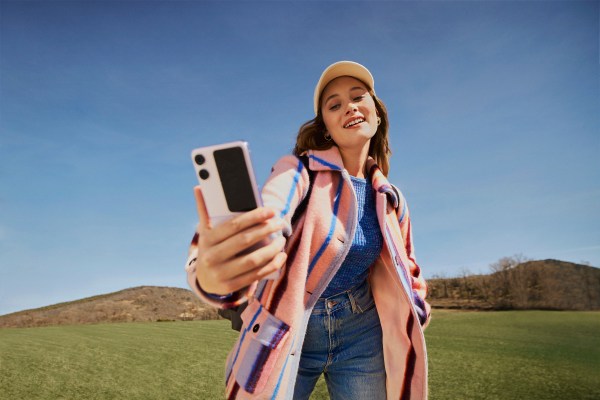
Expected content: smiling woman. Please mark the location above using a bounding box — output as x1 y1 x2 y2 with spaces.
185 61 430 399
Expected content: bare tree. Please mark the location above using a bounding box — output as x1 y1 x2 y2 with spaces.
489 254 532 308
460 267 473 303
489 253 531 273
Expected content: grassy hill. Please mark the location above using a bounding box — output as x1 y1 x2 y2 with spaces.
0 286 220 328
427 259 600 310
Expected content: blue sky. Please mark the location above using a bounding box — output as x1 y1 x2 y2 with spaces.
1 1 598 315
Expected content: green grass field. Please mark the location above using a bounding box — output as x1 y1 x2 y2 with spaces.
1 310 598 399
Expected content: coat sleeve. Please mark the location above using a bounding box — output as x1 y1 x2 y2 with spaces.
185 155 311 308
396 189 432 328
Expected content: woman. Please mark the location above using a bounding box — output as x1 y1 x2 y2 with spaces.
186 61 431 399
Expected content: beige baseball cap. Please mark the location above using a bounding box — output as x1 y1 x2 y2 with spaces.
313 61 375 115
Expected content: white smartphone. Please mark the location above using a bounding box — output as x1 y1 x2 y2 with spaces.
191 141 281 279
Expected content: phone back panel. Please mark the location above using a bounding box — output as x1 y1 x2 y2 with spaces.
191 141 262 226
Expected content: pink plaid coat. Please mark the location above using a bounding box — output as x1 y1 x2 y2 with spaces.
186 147 431 399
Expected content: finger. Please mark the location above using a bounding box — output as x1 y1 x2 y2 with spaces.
197 219 282 267
219 235 287 281
205 207 277 246
193 186 211 230
208 218 284 262
223 252 287 293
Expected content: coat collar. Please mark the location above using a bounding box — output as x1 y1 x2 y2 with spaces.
307 147 399 209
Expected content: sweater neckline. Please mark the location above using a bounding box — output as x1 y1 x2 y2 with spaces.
350 175 369 184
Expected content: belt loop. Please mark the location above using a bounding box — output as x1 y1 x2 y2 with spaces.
348 288 360 314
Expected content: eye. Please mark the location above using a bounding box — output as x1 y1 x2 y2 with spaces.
329 104 341 111
353 95 365 102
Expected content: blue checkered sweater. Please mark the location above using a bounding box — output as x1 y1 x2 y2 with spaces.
321 175 384 298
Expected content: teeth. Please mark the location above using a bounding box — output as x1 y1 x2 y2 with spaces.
344 118 364 128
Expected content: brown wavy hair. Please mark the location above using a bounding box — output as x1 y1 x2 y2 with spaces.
292 81 392 176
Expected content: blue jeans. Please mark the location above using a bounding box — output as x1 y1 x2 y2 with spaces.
293 280 387 400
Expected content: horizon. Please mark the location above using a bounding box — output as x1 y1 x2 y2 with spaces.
1 258 597 317
1 1 598 315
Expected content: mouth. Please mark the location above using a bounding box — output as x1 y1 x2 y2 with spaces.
343 117 365 129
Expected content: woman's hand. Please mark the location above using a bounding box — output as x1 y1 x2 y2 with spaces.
193 186 287 295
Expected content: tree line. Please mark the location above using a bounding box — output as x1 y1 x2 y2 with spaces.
427 255 600 310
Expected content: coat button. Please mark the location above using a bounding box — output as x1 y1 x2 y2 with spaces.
252 324 260 333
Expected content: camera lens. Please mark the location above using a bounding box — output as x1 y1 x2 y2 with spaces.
194 154 206 165
199 169 209 180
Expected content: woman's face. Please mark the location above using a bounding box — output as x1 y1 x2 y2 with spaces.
320 76 378 152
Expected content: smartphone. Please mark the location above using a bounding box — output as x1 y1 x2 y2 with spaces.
191 141 281 279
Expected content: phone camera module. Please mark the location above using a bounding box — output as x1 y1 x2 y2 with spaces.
199 169 209 180
194 154 206 165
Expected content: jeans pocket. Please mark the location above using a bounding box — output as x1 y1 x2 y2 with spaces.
354 298 376 314
351 282 376 314
229 300 290 395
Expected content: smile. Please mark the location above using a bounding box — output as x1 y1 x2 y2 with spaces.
343 117 365 128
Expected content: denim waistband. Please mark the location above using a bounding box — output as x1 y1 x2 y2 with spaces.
312 279 373 315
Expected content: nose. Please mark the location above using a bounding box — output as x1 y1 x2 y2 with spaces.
345 102 358 114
